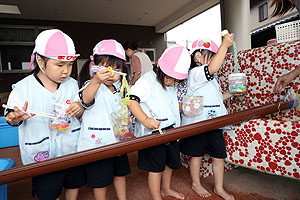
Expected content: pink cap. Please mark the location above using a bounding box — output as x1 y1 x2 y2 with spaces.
93 39 126 61
29 29 79 69
158 46 191 80
190 39 219 54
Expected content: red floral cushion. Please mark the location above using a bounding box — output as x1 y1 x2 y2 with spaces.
181 42 300 179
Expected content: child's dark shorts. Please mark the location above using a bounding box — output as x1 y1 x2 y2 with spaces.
138 125 182 172
32 165 86 200
86 154 131 188
180 129 227 158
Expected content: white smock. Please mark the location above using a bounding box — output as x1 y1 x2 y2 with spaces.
130 71 180 137
77 83 121 151
6 75 81 165
181 65 228 126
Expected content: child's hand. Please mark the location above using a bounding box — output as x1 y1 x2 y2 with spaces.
223 91 245 101
232 92 245 96
202 53 211 65
5 101 31 125
222 34 234 49
142 117 161 130
179 102 183 111
66 102 84 118
93 67 112 84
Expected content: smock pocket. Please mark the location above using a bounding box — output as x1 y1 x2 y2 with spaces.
59 125 81 156
24 136 51 162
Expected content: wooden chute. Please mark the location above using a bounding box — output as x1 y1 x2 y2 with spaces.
0 101 294 185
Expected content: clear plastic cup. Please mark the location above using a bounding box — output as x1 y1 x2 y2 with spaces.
49 103 71 131
228 73 246 93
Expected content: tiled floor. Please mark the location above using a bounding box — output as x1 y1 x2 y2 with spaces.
2 148 300 200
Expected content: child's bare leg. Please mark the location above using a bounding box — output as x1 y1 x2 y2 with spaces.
93 187 107 200
114 176 127 200
161 165 185 199
190 156 211 197
212 158 234 200
148 171 163 200
65 188 79 200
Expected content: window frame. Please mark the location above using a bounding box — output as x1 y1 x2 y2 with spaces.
137 48 156 65
0 25 54 73
259 2 268 22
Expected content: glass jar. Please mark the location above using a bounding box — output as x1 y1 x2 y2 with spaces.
228 73 246 93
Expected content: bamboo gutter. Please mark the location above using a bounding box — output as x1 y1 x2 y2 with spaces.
0 101 294 185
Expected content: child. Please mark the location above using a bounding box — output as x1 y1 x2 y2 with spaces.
180 36 236 200
4 29 86 200
129 45 191 200
77 39 130 200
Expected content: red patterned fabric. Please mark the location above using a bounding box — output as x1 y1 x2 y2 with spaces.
181 41 300 179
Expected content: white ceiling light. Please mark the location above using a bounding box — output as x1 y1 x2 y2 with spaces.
0 4 21 14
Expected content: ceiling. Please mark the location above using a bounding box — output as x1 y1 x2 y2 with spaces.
0 0 219 33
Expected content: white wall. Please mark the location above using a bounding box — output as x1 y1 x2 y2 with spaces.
221 0 251 51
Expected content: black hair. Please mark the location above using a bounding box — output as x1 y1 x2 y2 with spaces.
31 54 77 79
155 67 168 90
154 67 184 90
123 41 138 51
78 55 127 88
190 49 200 69
190 49 216 69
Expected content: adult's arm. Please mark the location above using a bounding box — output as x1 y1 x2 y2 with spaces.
273 67 300 92
130 55 142 85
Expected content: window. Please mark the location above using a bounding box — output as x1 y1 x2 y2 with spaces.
0 25 54 72
0 45 33 70
137 48 156 64
259 2 268 22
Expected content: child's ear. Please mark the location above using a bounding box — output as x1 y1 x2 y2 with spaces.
36 55 45 68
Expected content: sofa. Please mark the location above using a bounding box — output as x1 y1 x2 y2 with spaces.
181 41 300 179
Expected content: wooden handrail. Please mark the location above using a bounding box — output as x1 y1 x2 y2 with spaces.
0 101 294 185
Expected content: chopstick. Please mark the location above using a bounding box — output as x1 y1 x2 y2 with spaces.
91 65 127 76
2 104 56 119
114 71 127 76
149 110 164 134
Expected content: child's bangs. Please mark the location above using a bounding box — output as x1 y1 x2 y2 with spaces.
97 55 124 70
